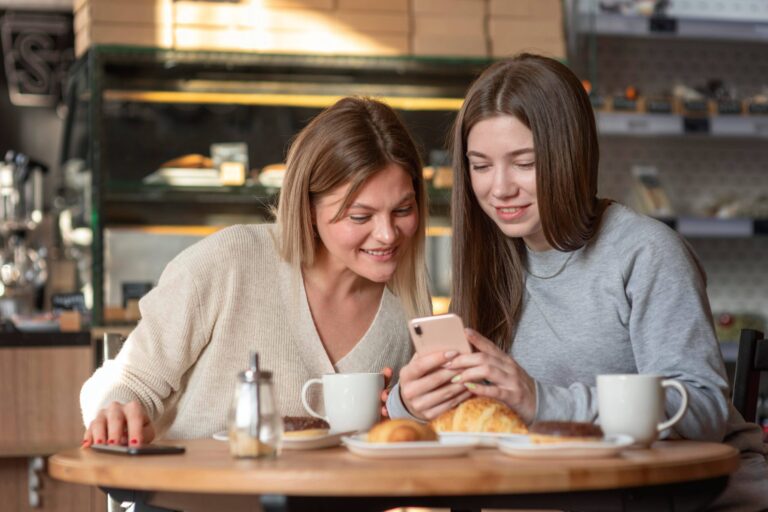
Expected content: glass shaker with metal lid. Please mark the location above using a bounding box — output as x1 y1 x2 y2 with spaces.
228 353 283 458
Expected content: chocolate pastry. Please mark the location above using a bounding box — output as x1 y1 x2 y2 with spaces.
528 421 603 444
282 416 330 432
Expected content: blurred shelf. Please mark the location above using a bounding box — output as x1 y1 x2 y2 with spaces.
104 90 464 111
660 217 768 238
596 113 768 138
87 45 490 102
102 183 453 224
0 330 90 348
106 182 278 204
578 12 768 42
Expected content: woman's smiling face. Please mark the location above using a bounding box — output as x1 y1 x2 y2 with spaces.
313 163 419 283
467 115 550 251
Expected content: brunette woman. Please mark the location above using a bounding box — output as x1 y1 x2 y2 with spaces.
389 54 767 510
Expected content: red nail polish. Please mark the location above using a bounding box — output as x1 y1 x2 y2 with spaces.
81 439 88 445
130 439 138 445
108 439 115 444
96 439 103 444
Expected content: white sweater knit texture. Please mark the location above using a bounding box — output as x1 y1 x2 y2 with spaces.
81 224 414 439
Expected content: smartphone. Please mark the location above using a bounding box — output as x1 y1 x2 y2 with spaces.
90 443 186 456
408 313 472 355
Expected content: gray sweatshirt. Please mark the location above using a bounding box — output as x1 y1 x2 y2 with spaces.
388 203 767 510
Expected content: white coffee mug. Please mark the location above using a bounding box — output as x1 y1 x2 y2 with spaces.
301 373 384 433
597 374 689 446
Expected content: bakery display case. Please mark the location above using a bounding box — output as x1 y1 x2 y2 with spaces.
62 45 489 323
566 0 768 357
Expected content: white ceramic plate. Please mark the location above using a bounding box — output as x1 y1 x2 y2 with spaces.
342 434 479 459
497 434 635 459
282 431 350 451
438 432 529 447
212 430 347 450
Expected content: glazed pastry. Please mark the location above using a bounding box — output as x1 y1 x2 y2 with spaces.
430 397 527 434
367 419 438 443
528 421 603 444
282 416 330 438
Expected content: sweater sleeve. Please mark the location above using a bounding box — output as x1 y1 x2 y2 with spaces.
80 257 213 426
536 228 730 442
386 382 422 420
621 232 729 441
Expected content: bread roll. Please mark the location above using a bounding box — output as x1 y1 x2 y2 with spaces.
430 397 527 434
528 421 603 444
367 419 438 443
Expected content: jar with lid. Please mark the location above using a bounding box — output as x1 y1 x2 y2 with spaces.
228 354 283 458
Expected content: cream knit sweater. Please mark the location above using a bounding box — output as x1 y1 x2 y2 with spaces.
80 224 414 439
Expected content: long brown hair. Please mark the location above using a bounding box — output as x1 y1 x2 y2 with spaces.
277 96 431 319
450 53 610 350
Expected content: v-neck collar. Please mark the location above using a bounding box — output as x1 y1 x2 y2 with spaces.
277 258 389 375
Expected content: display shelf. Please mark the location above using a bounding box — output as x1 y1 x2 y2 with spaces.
667 217 766 238
63 46 480 323
577 12 768 42
596 112 768 138
105 182 277 204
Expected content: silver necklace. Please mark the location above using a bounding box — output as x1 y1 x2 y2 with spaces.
524 251 575 280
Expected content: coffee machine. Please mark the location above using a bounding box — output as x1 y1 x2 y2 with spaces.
0 151 48 318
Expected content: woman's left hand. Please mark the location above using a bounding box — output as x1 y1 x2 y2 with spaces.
446 328 537 424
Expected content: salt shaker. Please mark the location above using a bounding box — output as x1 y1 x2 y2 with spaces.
228 353 283 458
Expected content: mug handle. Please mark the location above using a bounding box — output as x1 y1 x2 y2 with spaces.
657 379 689 432
301 378 327 421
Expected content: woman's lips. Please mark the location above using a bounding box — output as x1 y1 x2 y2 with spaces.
361 246 397 261
495 205 529 221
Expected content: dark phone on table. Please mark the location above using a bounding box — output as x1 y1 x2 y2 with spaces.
90 443 185 456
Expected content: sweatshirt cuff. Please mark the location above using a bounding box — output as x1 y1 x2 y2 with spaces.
534 380 576 422
385 382 420 421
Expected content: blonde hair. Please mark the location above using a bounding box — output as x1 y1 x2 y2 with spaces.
276 97 431 319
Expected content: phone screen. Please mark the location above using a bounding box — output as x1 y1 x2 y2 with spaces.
90 443 186 456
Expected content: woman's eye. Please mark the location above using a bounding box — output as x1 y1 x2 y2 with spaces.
349 215 370 223
394 206 414 216
470 163 490 172
516 162 535 170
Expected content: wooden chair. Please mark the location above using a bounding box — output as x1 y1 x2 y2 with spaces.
732 329 767 423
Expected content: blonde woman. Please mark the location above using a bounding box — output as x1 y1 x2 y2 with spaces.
82 97 430 446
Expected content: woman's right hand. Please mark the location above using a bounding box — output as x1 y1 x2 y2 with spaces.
398 351 473 421
82 400 155 447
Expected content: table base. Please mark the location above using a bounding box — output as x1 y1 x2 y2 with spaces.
104 475 728 512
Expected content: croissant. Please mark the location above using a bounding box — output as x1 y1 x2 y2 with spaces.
430 397 528 434
367 419 438 443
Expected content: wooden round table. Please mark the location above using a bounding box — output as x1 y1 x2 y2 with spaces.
49 438 739 512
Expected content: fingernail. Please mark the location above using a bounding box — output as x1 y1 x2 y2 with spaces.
130 439 138 445
81 439 89 445
465 328 476 336
444 351 458 358
451 375 462 383
96 439 103 444
464 383 477 390
107 439 115 444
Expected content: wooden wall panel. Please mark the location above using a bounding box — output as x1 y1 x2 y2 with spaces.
0 457 101 512
0 346 91 455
